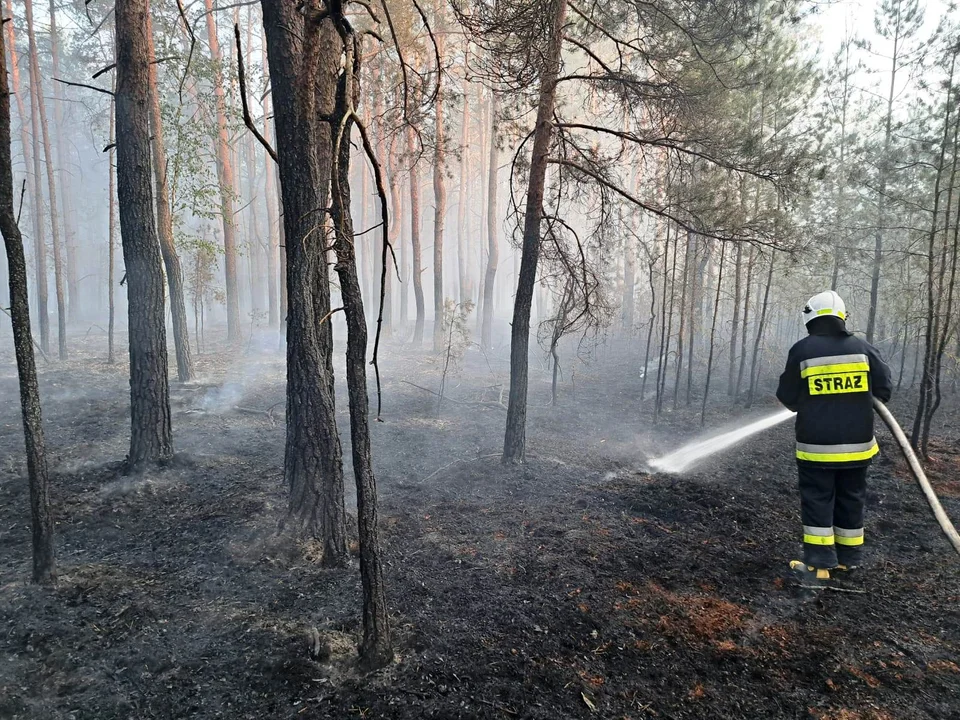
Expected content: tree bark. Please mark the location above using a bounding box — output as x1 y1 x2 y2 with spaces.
261 0 346 564
457 75 470 305
503 0 567 463
24 0 66 360
0 23 55 584
116 0 175 470
108 94 116 364
329 57 392 668
4 5 47 352
147 5 193 381
481 92 498 350
406 126 424 345
432 32 447 351
203 0 241 343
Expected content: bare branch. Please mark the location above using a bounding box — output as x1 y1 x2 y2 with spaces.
54 78 114 97
234 23 278 164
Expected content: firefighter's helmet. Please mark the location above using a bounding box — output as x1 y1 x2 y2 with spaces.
802 291 846 325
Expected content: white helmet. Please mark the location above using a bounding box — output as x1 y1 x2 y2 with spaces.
802 290 846 325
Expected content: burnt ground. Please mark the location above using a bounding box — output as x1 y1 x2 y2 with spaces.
1 329 959 720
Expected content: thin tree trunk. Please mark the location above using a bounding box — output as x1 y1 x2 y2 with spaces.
457 75 470 305
407 126 424 345
639 258 657 407
672 230 691 411
502 0 567 463
330 67 392 668
5 5 47 352
746 251 776 407
432 32 447 351
657 223 678 418
701 242 726 426
47 0 78 325
25 0 66 360
481 92 498 350
147 5 193 381
263 44 280 328
0 24 55 584
108 94 116 364
203 0 241 343
115 0 174 470
727 243 742 396
735 246 756 399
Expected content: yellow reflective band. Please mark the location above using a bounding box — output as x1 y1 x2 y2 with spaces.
800 362 870 378
814 308 846 319
796 445 879 463
803 534 835 546
835 535 864 546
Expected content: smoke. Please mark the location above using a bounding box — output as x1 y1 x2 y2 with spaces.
647 408 795 474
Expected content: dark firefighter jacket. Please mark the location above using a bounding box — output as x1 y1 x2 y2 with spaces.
776 317 893 467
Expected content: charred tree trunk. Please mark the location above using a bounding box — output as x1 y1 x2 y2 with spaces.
639 256 657 407
203 0 241 343
0 24 55 584
329 50 392 668
672 231 691 411
147 7 193 381
735 246 755 399
480 92 498 350
115 0 174 470
727 243 742 396
261 0 346 564
25 0 66 360
502 0 567 463
407 126 424 345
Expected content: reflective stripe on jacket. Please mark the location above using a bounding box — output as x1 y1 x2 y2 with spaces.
776 323 892 467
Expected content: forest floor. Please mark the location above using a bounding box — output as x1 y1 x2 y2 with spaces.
1 328 959 720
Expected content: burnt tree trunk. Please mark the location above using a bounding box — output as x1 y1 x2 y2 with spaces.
263 41 280 329
115 0 174 470
0 24 55 584
701 242 726 426
261 0 347 564
147 6 193 381
329 47 392 668
108 94 116 364
502 0 567 463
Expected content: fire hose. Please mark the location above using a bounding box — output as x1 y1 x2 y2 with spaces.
873 397 960 557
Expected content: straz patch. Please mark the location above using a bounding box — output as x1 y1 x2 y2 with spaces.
808 372 868 395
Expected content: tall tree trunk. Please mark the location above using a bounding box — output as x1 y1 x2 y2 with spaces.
502 0 567 463
407 126 424 345
457 75 470 305
47 0 78 324
481 92 499 350
261 0 347 564
108 95 116 364
25 0 66 359
0 23 55 584
866 15 903 343
263 41 280 328
330 63 392 668
672 230 691 411
746 250 776 407
4 5 47 352
115 0 174 470
656 223 678 419
203 0 241 343
639 257 657 407
701 242 726 426
727 243 742 396
432 32 447 351
735 246 756 399
147 6 193 381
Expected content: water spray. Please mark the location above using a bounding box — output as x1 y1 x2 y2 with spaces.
646 399 960 557
647 408 795 474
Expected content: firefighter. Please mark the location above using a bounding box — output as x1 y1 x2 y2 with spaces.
776 291 893 586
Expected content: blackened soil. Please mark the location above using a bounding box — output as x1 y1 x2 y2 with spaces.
1 333 958 720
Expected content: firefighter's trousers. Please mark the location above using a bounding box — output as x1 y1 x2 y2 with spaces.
798 464 867 568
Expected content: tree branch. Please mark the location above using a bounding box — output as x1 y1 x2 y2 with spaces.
234 23 278 164
54 78 114 97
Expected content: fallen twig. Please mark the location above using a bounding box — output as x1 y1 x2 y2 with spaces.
476 698 518 716
401 380 506 410
421 454 500 483
0 306 49 364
